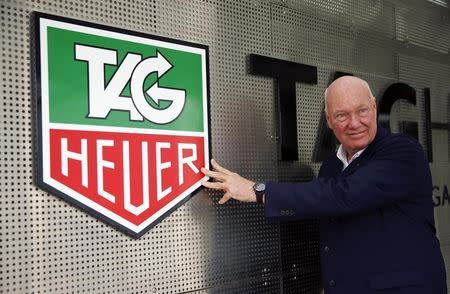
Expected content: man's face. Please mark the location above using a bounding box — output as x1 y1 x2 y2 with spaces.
325 80 377 157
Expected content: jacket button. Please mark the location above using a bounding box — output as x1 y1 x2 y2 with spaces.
329 280 336 287
324 246 330 252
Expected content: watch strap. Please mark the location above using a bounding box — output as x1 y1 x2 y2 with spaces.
255 192 264 204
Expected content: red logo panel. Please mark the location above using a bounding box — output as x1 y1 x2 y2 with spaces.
49 129 205 226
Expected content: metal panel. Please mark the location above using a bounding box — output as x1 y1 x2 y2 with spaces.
395 3 450 54
1 0 450 293
271 1 396 77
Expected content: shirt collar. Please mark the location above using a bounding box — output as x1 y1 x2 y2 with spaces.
336 145 366 170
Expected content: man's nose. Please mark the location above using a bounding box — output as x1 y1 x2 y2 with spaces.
348 113 362 128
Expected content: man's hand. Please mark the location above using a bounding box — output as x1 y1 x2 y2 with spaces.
201 159 257 204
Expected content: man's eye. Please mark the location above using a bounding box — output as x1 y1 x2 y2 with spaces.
336 113 347 120
359 108 369 115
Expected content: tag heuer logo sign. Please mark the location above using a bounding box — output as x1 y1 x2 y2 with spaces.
33 13 210 238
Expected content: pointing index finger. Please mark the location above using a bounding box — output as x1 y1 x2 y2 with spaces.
201 167 226 181
211 159 233 175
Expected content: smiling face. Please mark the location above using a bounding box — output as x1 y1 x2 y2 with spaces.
325 76 377 159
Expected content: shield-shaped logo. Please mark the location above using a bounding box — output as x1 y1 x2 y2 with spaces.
33 13 210 238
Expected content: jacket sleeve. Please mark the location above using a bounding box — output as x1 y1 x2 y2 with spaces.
265 135 432 219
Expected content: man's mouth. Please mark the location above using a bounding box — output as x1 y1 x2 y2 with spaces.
347 130 366 137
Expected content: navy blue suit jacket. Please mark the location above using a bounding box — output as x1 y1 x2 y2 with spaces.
265 126 447 293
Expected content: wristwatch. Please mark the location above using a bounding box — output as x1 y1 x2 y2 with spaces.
253 182 266 204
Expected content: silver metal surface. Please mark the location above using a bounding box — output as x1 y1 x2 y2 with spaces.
1 0 449 293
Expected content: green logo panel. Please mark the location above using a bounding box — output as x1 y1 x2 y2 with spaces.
47 27 204 132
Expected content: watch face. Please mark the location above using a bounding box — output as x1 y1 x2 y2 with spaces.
255 183 265 192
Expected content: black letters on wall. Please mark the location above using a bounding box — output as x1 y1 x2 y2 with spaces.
248 54 317 161
378 83 417 133
248 53 449 163
378 84 435 162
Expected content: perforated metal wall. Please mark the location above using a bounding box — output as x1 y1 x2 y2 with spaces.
1 0 449 293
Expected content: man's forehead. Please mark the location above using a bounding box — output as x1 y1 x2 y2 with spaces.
327 91 373 114
331 101 371 113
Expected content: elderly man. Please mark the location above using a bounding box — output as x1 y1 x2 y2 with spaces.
201 76 447 293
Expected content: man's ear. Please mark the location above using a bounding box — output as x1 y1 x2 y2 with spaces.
325 112 332 129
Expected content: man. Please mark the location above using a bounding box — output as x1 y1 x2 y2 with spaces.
201 76 447 293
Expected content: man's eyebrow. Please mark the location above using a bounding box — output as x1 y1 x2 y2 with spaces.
333 110 347 115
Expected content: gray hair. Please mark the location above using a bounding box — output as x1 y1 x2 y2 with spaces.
324 77 375 114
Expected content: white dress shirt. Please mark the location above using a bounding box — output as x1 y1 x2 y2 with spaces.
336 145 366 170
